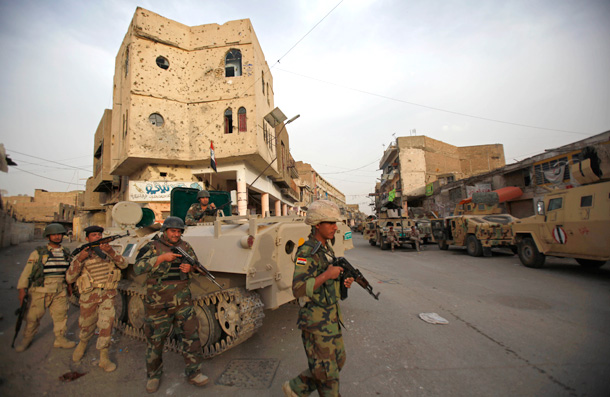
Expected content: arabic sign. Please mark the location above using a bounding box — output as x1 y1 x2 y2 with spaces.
466 184 491 198
128 181 204 202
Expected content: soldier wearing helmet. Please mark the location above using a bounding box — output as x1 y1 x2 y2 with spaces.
185 190 217 225
15 223 76 352
134 216 208 393
283 200 354 397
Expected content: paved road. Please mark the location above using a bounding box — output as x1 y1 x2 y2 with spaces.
1 237 609 396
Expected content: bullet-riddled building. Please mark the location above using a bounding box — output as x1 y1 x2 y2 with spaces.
86 7 299 223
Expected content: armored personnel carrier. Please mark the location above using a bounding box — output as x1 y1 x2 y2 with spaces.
107 188 354 357
431 187 522 257
512 150 610 268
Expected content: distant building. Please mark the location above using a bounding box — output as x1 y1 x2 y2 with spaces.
81 8 303 226
375 135 505 215
2 189 83 237
294 161 348 216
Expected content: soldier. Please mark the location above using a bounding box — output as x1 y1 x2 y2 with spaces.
66 225 128 372
15 223 76 352
185 190 217 225
283 200 354 397
386 226 400 252
410 225 423 252
134 216 207 393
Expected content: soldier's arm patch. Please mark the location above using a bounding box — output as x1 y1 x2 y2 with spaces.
296 257 307 266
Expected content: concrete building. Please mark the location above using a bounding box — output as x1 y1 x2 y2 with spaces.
375 135 505 215
81 8 302 225
419 131 610 218
294 161 347 215
2 189 83 237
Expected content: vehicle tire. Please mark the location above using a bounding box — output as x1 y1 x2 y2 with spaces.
369 239 376 246
466 235 483 257
518 237 545 268
114 291 128 324
380 238 389 251
194 302 223 348
575 259 606 268
438 240 449 250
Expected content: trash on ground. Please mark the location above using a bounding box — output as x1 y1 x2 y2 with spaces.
59 371 87 382
418 312 448 325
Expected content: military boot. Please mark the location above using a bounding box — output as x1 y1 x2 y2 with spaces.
15 336 33 352
72 340 88 362
54 335 76 349
282 381 298 397
146 378 160 393
98 348 117 372
188 373 209 387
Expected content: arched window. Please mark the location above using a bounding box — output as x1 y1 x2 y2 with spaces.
225 49 242 77
238 107 247 132
224 109 233 134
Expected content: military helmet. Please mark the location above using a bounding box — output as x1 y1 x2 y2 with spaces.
161 216 185 231
197 190 210 199
305 200 343 226
44 223 67 237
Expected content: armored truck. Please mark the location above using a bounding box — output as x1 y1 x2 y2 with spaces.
512 158 610 268
106 188 354 357
431 187 522 257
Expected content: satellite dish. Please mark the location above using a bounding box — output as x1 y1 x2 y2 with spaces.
112 201 143 227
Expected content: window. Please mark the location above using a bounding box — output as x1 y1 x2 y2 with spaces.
580 195 592 207
149 113 164 127
547 197 563 211
533 157 570 185
124 46 129 77
224 109 233 134
225 49 242 77
262 72 265 93
156 56 169 70
238 107 247 132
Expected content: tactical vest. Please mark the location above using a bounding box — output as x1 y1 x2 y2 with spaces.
29 246 71 288
151 238 188 281
75 252 122 294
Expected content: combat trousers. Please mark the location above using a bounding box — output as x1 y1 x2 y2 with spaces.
410 236 421 251
78 289 116 350
144 300 203 380
289 330 346 397
23 289 69 339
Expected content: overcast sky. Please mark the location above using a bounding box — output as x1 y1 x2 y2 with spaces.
1 0 608 214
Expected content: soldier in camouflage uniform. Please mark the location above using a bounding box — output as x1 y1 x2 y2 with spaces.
185 190 217 225
15 223 76 352
66 225 128 372
386 226 400 252
134 216 208 393
283 200 354 397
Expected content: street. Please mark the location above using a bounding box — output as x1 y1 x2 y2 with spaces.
1 236 609 396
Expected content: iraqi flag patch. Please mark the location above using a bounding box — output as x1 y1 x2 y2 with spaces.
296 257 307 266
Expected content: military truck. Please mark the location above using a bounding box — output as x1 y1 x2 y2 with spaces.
512 156 610 268
364 212 418 250
431 187 522 257
106 188 354 357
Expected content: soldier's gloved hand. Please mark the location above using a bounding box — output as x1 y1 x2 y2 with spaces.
100 243 115 255
77 248 90 262
179 263 192 273
158 252 181 263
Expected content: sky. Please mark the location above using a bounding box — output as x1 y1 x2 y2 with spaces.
0 0 609 215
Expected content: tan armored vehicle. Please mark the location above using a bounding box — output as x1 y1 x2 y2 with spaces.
512 156 610 268
107 188 354 357
364 210 418 250
431 187 522 257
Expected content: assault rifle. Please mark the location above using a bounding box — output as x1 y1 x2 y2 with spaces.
334 257 380 301
71 231 130 257
171 246 223 289
12 289 30 348
311 241 380 301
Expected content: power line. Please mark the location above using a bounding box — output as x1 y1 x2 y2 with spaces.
15 168 86 186
7 149 93 172
277 68 590 136
318 157 381 175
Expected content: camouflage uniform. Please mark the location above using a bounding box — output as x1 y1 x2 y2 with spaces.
134 234 204 382
66 247 127 350
410 227 422 251
288 235 346 397
17 244 72 341
185 203 216 226
386 229 399 252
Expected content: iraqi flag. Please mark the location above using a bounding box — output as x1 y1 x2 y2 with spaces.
210 141 217 172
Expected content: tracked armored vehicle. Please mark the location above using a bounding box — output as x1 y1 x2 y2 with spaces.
107 188 354 357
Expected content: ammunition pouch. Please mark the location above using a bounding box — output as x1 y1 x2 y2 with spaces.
76 267 121 293
105 268 121 290
76 272 94 294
